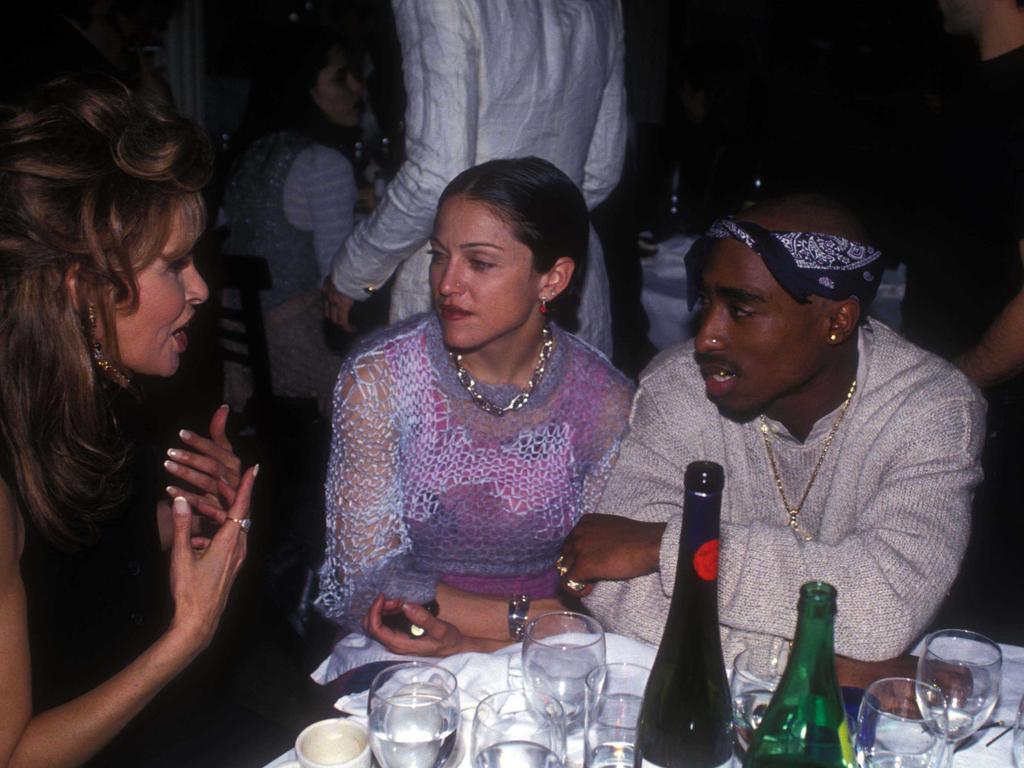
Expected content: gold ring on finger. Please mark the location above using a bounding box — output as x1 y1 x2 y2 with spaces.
226 516 251 533
564 578 586 594
555 555 569 577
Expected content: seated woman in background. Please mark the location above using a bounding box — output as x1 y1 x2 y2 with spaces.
316 157 634 658
221 28 363 414
0 76 257 766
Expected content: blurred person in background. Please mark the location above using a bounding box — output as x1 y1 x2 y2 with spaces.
903 0 1024 371
904 0 1024 640
221 28 363 415
935 0 1024 387
0 1 175 104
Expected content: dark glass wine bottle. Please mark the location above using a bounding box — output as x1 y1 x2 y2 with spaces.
743 582 855 768
634 461 732 768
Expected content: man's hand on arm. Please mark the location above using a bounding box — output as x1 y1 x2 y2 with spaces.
558 514 666 597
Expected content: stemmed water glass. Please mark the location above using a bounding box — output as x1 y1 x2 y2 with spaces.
367 661 461 768
1013 696 1024 768
915 629 1002 767
855 677 947 768
730 646 789 762
522 612 606 734
583 663 648 768
471 689 567 767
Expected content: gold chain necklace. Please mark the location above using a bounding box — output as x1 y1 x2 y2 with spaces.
758 379 857 541
449 324 553 416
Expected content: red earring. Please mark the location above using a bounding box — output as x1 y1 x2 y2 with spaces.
539 297 549 315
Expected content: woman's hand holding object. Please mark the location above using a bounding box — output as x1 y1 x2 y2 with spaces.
363 594 469 657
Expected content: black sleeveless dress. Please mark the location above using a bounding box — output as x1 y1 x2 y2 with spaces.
15 393 291 767
17 393 173 764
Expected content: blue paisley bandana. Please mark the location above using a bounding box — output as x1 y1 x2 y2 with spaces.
684 217 884 309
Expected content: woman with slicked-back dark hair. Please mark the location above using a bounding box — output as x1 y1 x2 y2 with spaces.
316 157 633 670
0 74 258 766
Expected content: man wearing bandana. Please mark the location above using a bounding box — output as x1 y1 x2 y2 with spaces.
559 194 987 666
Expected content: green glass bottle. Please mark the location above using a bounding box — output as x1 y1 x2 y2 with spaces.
744 581 855 768
634 461 732 768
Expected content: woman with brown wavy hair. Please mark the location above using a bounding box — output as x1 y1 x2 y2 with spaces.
0 75 258 766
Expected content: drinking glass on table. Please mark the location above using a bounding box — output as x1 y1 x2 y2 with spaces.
367 662 460 768
854 677 946 768
915 629 1002 768
1013 696 1024 767
730 645 789 761
472 689 567 767
583 663 648 768
522 612 606 733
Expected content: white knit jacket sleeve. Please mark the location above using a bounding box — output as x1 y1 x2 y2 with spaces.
330 0 478 299
580 0 627 210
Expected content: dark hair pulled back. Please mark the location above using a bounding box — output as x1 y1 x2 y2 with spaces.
437 156 589 331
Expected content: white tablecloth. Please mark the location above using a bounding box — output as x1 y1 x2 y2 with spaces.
264 635 1022 767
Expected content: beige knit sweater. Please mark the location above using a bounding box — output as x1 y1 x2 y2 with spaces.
584 321 986 663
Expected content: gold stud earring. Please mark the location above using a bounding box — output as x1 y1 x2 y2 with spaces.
829 332 839 343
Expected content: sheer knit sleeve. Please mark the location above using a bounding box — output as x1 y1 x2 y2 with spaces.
580 436 623 517
315 350 437 628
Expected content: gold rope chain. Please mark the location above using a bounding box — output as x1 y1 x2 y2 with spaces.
449 323 554 416
758 379 857 541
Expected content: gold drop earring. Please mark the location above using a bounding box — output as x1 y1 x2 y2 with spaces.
87 304 131 387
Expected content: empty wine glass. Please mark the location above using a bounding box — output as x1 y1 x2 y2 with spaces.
915 629 1002 768
368 662 461 768
730 645 789 762
855 677 946 768
522 612 606 733
1013 696 1024 768
472 689 567 767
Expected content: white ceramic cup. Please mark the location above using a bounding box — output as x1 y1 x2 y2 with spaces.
279 718 371 768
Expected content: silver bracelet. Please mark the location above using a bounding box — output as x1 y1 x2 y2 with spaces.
508 594 530 641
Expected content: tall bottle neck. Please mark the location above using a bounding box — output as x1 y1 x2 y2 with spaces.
787 585 838 673
677 489 721 585
682 490 720 548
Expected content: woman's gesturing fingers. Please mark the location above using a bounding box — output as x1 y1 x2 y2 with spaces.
166 465 257 652
163 406 242 512
165 485 227 524
207 464 257 562
184 405 239 472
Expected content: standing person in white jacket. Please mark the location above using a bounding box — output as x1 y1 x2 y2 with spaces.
323 0 626 357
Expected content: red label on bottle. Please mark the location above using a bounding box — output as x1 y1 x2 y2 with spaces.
693 539 719 580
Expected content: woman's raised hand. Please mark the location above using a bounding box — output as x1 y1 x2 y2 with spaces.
166 464 257 655
164 404 242 523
